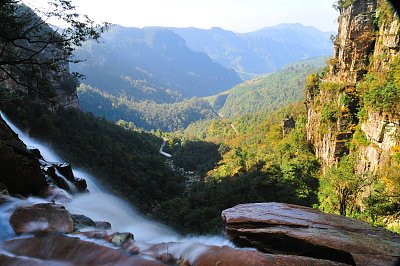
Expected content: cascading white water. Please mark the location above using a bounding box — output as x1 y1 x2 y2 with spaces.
0 111 232 262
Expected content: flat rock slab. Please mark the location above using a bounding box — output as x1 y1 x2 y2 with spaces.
10 203 73 234
1 235 165 266
195 245 349 266
222 202 400 266
145 242 348 266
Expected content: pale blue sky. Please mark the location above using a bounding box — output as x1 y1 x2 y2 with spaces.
25 0 339 32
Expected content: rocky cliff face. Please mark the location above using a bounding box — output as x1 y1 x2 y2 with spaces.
306 0 400 170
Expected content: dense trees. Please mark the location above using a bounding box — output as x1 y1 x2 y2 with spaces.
78 84 217 131
154 103 320 233
0 0 107 102
211 57 327 117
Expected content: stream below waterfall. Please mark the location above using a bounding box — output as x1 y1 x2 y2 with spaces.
0 111 233 263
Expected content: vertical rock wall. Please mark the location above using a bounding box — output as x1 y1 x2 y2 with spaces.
306 0 400 171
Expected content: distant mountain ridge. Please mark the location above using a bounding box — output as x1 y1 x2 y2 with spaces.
71 25 242 101
169 23 334 79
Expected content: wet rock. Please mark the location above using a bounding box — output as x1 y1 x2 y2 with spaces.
10 203 73 234
1 235 166 265
42 163 71 192
41 162 87 193
195 246 349 266
95 221 112 230
126 245 140 255
222 202 400 266
55 163 74 182
106 232 134 246
0 252 71 266
74 177 87 192
27 147 43 159
39 185 72 204
0 116 47 196
75 230 109 239
71 214 96 231
146 242 348 266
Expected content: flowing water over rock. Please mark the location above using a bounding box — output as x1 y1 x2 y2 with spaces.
0 111 231 264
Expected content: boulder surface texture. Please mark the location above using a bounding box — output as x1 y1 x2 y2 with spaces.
222 202 400 266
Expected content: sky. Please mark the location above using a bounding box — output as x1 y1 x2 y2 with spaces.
24 0 339 33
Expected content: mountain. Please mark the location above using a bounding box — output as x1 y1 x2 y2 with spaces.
78 57 325 131
78 84 217 132
205 56 327 117
169 24 333 79
71 26 242 101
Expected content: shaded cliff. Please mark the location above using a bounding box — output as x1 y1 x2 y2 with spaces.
306 0 400 224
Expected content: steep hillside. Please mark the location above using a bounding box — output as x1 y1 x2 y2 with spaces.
170 24 333 79
206 57 327 117
71 26 242 100
306 0 400 227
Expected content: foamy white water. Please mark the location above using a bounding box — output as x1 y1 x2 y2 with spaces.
0 111 232 259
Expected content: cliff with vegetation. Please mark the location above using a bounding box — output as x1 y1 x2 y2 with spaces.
306 0 400 226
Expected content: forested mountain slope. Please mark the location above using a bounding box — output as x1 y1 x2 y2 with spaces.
206 57 327 117
78 84 217 131
71 26 242 101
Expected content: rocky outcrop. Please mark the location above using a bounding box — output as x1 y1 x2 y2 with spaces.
10 203 74 234
357 111 400 173
0 116 47 195
195 246 349 266
0 115 87 195
328 0 377 83
222 203 400 266
306 0 400 169
1 235 164 266
145 242 348 266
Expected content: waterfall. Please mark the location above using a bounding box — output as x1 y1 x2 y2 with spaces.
0 112 232 261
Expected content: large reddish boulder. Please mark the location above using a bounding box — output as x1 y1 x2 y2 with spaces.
222 202 400 266
0 253 71 266
1 235 165 266
195 246 349 266
145 242 348 266
10 203 73 234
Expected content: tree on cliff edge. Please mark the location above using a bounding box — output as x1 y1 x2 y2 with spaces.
0 0 108 103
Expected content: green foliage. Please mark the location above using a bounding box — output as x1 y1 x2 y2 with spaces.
152 163 314 234
320 103 338 124
170 140 222 175
305 72 323 99
360 57 400 117
207 57 327 117
156 102 320 234
78 84 217 131
319 154 369 216
333 0 354 11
